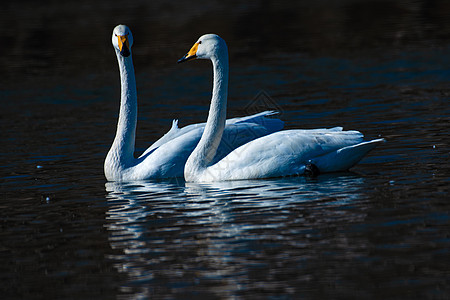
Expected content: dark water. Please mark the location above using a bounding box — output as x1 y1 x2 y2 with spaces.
1 0 450 299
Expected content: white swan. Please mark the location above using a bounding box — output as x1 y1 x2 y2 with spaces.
104 25 283 182
178 34 385 182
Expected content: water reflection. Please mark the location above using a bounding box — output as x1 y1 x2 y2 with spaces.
105 174 369 298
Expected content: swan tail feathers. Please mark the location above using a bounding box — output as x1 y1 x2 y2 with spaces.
171 119 179 130
311 138 385 173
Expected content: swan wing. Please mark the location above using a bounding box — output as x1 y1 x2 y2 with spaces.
227 110 284 133
213 122 279 164
133 127 203 179
140 119 183 157
196 129 380 181
132 116 284 179
139 111 283 159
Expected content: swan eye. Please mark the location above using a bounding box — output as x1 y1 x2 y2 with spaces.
198 41 202 44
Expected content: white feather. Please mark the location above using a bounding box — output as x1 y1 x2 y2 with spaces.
104 26 283 182
180 34 385 182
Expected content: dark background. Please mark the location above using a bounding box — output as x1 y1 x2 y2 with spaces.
2 0 450 86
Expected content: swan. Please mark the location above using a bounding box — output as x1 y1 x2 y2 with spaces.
178 34 385 182
104 25 283 182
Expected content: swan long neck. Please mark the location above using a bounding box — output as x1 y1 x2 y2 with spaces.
105 51 137 176
186 51 229 178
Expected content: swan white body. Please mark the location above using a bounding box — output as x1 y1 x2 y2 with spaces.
104 25 283 182
178 34 385 182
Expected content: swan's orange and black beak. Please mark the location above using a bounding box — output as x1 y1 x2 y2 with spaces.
117 34 130 57
178 42 199 63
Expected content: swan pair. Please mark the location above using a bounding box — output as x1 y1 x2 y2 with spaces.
105 25 384 183
105 25 283 181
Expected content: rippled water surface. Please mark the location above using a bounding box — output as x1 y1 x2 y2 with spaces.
2 0 450 299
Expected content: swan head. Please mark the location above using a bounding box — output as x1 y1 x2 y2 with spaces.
178 34 227 63
112 25 133 57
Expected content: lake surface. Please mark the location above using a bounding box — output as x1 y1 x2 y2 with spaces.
1 0 449 299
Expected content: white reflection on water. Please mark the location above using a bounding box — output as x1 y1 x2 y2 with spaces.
105 174 368 298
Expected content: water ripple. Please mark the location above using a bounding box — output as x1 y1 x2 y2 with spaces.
104 175 373 298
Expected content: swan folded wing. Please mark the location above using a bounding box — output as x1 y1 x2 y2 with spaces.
231 110 284 133
201 129 367 181
212 122 277 164
134 127 204 178
133 120 284 179
139 111 284 159
139 121 279 177
139 119 202 158
141 119 181 156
